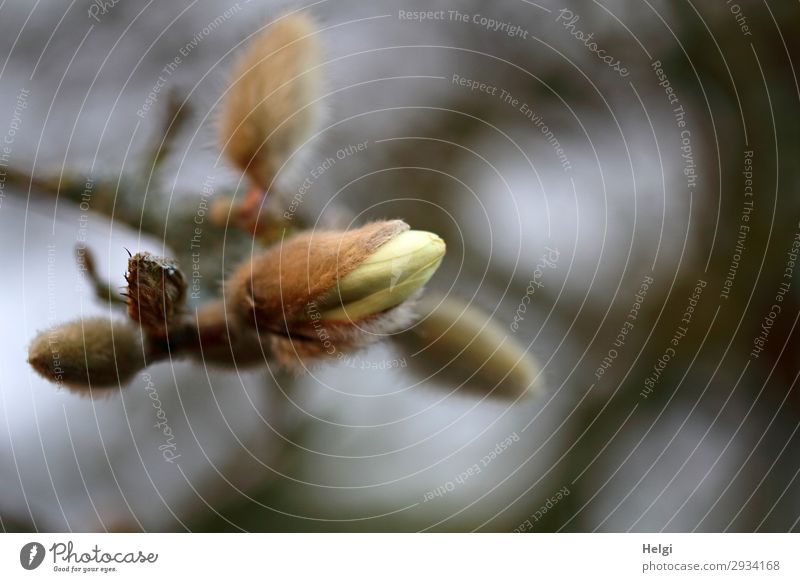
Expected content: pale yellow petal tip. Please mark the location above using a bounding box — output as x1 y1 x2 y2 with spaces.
316 229 446 321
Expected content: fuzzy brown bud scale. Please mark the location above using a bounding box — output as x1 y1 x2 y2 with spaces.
125 252 187 334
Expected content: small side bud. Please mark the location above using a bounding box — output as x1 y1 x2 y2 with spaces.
400 295 543 399
126 252 187 334
219 12 323 188
28 318 147 393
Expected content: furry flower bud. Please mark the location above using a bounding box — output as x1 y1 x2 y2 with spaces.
28 318 147 393
401 295 542 399
226 220 445 366
219 12 322 188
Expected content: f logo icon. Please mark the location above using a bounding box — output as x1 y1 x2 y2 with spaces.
19 542 45 570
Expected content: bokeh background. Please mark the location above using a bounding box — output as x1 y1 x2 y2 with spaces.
1 0 799 532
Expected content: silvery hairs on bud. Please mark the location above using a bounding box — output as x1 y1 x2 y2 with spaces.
266 298 420 371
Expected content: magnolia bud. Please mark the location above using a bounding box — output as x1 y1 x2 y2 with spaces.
125 252 186 334
226 220 445 366
219 12 322 188
28 318 147 393
400 295 542 399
